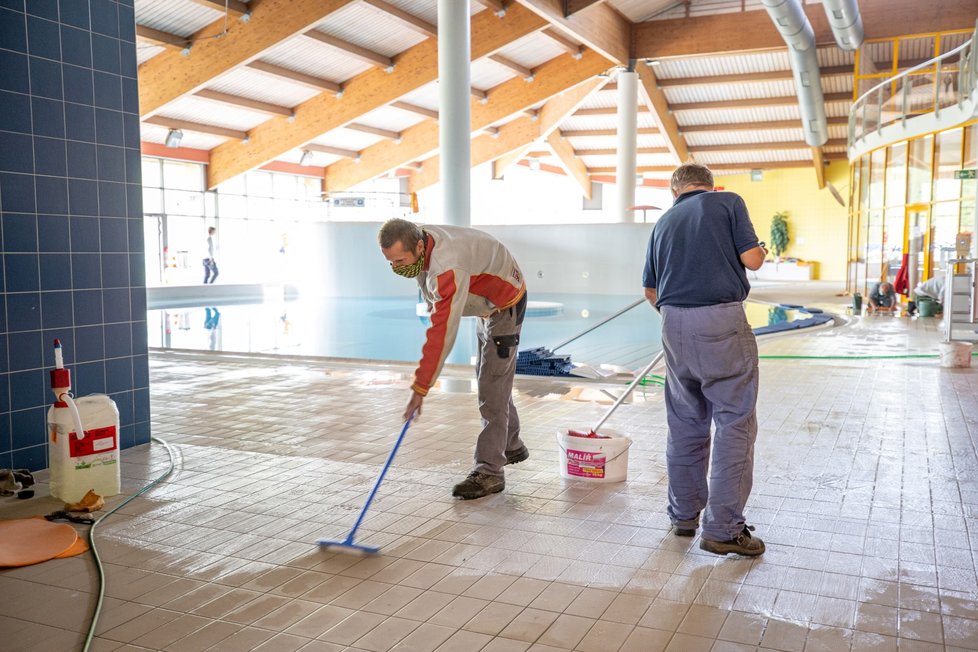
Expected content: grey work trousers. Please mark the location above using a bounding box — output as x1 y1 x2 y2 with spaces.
660 301 759 542
473 293 527 476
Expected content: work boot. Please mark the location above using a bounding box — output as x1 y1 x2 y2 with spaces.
673 526 696 537
452 471 504 500
699 525 765 557
505 445 529 465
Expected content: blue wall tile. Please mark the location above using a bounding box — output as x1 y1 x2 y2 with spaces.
111 388 132 424
29 55 63 100
0 173 36 213
9 371 43 411
2 213 38 252
134 386 149 421
129 286 145 317
100 215 127 250
125 183 141 216
121 77 137 114
35 176 69 215
102 287 129 322
74 326 105 363
103 322 130 358
33 136 67 177
0 335 7 373
128 252 144 285
12 444 47 472
105 357 130 394
91 34 119 75
65 102 96 142
122 111 139 148
71 254 101 289
0 50 30 93
5 253 39 291
0 0 24 11
41 289 73 325
73 289 103 326
0 131 34 174
26 15 60 61
131 321 147 356
8 330 42 372
134 418 150 446
10 407 45 449
63 65 94 105
7 292 40 331
67 141 97 179
31 95 65 138
59 25 90 68
58 0 88 30
68 178 99 215
0 90 32 134
117 4 134 43
0 7 27 53
74 360 104 393
94 109 123 146
100 253 128 287
69 216 99 251
98 182 127 218
93 71 121 110
0 373 9 412
25 0 57 21
90 0 118 39
39 254 71 290
37 215 70 252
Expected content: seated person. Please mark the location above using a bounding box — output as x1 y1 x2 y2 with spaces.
867 281 897 313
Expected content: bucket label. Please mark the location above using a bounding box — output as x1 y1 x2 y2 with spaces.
68 426 117 458
567 448 606 479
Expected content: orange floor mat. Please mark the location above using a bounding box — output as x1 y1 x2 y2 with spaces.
0 518 81 567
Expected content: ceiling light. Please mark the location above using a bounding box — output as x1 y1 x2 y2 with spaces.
528 159 541 171
299 149 313 166
164 128 183 148
750 169 763 182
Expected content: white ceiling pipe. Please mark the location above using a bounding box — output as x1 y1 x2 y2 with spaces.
761 0 829 147
821 0 864 50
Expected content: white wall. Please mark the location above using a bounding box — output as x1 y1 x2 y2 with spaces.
309 220 655 298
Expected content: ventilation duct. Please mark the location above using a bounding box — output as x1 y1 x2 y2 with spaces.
821 0 864 50
761 0 828 147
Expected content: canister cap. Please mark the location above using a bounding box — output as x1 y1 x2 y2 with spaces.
50 368 70 389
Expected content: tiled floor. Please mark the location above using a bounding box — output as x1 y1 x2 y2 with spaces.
4 282 978 651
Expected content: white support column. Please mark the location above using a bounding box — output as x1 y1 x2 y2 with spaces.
437 0 470 227
616 69 638 223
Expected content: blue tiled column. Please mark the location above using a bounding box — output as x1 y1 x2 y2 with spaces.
0 0 149 471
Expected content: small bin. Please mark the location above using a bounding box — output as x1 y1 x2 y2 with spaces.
556 427 631 483
917 297 938 318
939 341 973 368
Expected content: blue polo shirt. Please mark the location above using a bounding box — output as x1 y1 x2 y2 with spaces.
643 190 759 308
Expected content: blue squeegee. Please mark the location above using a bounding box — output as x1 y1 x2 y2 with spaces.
317 414 414 554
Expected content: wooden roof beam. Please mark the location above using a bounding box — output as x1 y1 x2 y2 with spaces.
362 0 437 38
633 0 978 59
546 131 591 198
564 0 606 16
189 0 249 18
514 0 630 64
679 117 848 133
325 49 610 192
305 143 360 159
208 2 548 188
139 0 356 117
346 123 402 141
194 89 293 117
135 25 188 51
143 116 247 140
490 54 535 80
672 92 850 112
391 101 439 120
636 61 688 164
245 61 342 94
303 30 394 70
541 27 583 58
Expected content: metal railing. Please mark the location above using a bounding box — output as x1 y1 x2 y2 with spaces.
849 21 978 153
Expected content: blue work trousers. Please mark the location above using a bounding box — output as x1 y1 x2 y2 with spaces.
660 301 758 541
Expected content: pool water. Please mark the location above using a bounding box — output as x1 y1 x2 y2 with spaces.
148 294 813 370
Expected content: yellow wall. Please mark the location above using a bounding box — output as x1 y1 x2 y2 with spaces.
719 160 851 280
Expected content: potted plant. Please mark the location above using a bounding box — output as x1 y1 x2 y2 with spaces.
770 211 789 262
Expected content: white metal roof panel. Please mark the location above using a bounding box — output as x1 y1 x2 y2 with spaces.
140 122 228 150
310 129 382 151
162 96 271 131
655 50 790 78
610 0 681 22
135 0 222 36
664 80 798 104
207 68 320 108
136 44 164 65
261 35 371 85
313 3 427 58
495 32 567 69
472 58 516 90
685 128 807 146
355 105 429 132
283 147 342 167
697 149 813 165
398 81 440 109
567 133 667 150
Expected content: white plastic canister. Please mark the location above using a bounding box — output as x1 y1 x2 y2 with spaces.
47 395 121 503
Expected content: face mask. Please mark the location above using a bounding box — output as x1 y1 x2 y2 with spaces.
391 246 425 278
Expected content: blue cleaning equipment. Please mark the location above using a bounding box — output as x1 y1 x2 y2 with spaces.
317 413 415 554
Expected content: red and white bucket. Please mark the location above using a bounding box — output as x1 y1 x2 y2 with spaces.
556 427 631 483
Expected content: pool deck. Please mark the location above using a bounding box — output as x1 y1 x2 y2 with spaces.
3 281 978 651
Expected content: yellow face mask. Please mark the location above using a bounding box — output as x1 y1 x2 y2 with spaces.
391 251 425 278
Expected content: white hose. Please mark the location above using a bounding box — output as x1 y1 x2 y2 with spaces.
60 393 87 440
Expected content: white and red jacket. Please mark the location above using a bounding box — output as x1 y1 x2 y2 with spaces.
412 225 526 396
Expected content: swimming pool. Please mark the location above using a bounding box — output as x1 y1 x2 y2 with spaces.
148 293 821 371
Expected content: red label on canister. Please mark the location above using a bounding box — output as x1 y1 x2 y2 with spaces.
68 426 118 458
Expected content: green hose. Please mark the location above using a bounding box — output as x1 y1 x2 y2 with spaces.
82 436 176 652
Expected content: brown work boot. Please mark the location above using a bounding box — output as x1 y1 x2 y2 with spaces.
505 445 529 465
452 472 504 500
699 525 765 556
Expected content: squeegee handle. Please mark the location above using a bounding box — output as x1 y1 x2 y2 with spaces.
591 350 665 434
344 413 414 542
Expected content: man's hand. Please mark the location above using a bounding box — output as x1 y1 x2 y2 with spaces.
644 287 657 308
403 391 424 422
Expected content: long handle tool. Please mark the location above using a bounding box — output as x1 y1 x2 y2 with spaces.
587 350 665 435
317 414 414 554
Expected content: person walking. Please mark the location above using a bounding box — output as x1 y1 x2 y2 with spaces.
203 226 219 284
378 218 528 500
642 162 767 556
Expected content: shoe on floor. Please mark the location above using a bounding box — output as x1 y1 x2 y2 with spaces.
674 526 696 537
452 471 505 500
699 525 765 556
505 446 529 465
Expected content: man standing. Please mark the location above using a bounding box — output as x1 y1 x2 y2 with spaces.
379 218 529 500
642 162 767 556
203 226 219 284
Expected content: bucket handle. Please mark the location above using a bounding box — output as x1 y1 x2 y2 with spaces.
555 433 632 464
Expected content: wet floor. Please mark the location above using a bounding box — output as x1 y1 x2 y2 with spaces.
2 282 978 651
